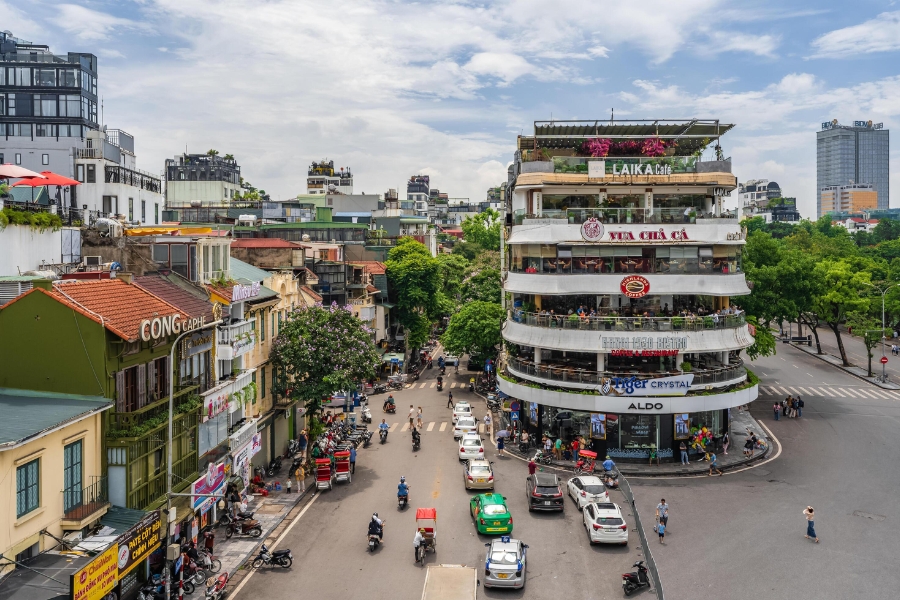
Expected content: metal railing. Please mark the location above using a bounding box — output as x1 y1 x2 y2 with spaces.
513 207 736 225
511 311 746 331
506 356 746 387
511 255 742 275
62 476 108 520
619 475 665 600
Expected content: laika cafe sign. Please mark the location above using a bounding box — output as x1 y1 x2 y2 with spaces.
140 314 207 342
71 543 119 600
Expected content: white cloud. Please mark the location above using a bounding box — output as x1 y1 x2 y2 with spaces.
464 53 535 86
810 11 900 58
704 31 781 57
54 4 152 41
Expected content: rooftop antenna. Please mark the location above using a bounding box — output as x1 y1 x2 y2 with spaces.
100 97 104 127
610 108 614 124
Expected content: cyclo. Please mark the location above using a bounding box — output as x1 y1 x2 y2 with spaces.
414 508 437 564
315 458 334 491
574 449 598 475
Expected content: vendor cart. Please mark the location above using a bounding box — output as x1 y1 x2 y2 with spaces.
334 450 352 484
315 458 334 490
414 508 437 565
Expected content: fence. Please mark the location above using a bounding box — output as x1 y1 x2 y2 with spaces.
619 475 665 600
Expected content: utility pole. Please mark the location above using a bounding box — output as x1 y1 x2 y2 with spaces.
864 282 899 382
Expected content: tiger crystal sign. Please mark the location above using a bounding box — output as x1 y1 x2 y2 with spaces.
71 544 118 600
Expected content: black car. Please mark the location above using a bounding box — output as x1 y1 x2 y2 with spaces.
526 473 564 512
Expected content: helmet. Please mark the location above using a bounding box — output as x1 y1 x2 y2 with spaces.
400 476 406 483
605 455 611 459
373 512 379 519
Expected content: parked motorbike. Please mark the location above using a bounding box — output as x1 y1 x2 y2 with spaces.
203 572 229 600
486 396 501 412
196 549 222 574
362 406 372 423
426 359 433 369
224 514 263 539
267 455 282 477
380 429 388 444
622 561 651 596
533 450 552 465
388 381 404 391
286 439 299 457
182 557 208 586
252 544 293 569
373 383 387 395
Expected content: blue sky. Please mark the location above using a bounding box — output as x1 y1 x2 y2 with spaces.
8 1 900 217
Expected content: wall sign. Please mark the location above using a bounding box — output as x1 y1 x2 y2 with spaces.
620 275 650 298
71 544 118 600
610 349 679 357
115 510 162 578
608 228 689 241
191 462 226 510
600 374 694 397
602 336 687 350
581 217 605 242
140 314 207 342
231 282 261 302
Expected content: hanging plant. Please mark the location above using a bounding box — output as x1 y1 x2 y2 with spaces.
246 381 258 404
640 138 669 157
580 138 611 157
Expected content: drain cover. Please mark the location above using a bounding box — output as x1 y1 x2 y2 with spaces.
852 510 885 522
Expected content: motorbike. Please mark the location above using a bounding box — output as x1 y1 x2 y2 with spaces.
203 572 229 600
426 359 433 369
224 514 263 539
252 544 293 569
486 396 501 412
440 365 446 375
622 560 651 596
533 450 552 465
601 470 620 489
362 430 373 447
368 521 385 552
398 486 410 509
373 383 387 395
412 434 420 452
286 439 299 457
267 455 282 477
383 403 396 413
468 381 475 392
361 405 372 423
388 381 404 391
380 429 388 444
182 556 208 586
410 370 420 382
437 381 443 391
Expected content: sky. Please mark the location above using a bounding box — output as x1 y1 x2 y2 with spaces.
7 0 900 217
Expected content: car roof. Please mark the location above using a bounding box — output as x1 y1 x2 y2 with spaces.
478 492 506 505
454 402 471 408
468 459 491 468
457 416 476 424
461 431 481 438
574 475 604 485
533 473 559 484
490 539 521 551
589 502 621 515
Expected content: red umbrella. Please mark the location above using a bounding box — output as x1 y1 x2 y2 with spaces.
0 164 47 180
11 171 80 187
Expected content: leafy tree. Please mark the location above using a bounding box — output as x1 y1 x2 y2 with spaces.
873 219 900 243
206 149 219 156
270 303 379 419
385 238 441 349
745 316 776 361
461 208 502 251
471 249 500 272
451 240 478 260
846 313 888 376
462 268 501 304
812 260 871 366
436 253 470 308
441 301 504 360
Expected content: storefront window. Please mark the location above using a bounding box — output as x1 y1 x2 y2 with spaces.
617 415 658 458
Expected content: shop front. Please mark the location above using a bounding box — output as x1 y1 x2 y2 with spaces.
227 419 260 495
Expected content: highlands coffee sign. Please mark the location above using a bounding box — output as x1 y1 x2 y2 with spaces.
140 314 207 342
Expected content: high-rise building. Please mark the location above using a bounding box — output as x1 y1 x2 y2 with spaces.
820 183 878 214
307 160 352 195
817 120 889 217
0 31 98 176
406 175 430 215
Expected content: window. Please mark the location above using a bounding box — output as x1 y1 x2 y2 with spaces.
15 153 22 165
153 244 169 264
171 244 188 278
261 367 266 398
36 69 56 87
15 67 30 86
86 164 95 183
102 195 117 214
141 200 146 223
42 154 49 165
16 459 40 518
260 309 266 341
34 95 57 116
0 154 3 164
6 94 14 116
63 441 83 513
128 198 134 221
151 357 169 401
76 164 85 182
154 204 159 224
60 94 80 117
0 94 4 115
35 124 56 137
60 68 79 87
272 312 275 338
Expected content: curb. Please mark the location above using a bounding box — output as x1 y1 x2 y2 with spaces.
792 343 900 390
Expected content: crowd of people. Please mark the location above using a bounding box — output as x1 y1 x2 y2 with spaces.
774 395 804 420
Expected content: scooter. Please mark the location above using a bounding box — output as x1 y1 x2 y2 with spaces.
622 560 651 596
437 381 443 391
412 434 420 452
398 490 410 509
601 470 620 489
468 381 475 392
373 383 387 394
252 544 293 569
440 365 446 376
361 405 372 423
368 521 385 552
380 429 388 444
383 403 396 414
203 572 229 600
267 455 282 477
224 514 263 539
362 430 373 447
533 450 552 465
426 359 433 369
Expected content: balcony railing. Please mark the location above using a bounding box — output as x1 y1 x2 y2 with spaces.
506 356 746 388
63 476 109 521
513 207 736 225
217 318 257 360
105 165 162 193
510 311 746 331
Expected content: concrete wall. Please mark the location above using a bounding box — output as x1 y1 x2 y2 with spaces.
81 231 154 275
166 180 241 206
0 225 77 275
74 158 164 224
0 137 80 179
230 247 297 269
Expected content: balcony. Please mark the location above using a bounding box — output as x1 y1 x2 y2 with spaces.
217 318 257 360
513 207 736 226
511 311 745 331
61 476 109 529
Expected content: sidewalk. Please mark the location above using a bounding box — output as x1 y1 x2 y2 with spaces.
791 342 900 390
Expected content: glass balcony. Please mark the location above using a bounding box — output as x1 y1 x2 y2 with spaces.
217 318 257 360
513 207 736 225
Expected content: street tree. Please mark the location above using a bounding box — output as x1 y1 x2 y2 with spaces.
461 208 502 251
441 301 505 360
385 238 441 349
812 259 871 366
270 303 379 420
846 313 889 377
436 253 470 310
744 316 776 361
462 268 501 304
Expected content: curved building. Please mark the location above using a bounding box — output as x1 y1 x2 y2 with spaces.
500 120 758 460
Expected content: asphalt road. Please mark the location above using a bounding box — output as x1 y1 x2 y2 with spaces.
633 343 900 600
233 363 643 600
782 320 900 380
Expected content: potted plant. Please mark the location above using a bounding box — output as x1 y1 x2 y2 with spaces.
681 361 692 372
703 316 714 328
602 317 613 330
672 317 685 330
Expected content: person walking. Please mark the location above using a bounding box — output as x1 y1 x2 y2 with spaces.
296 464 306 493
497 434 505 456
797 396 804 418
408 405 416 429
543 436 552 459
349 445 357 474
657 520 666 543
571 437 580 462
298 430 308 461
554 437 563 460
803 506 819 543
722 430 729 455
679 441 689 465
708 451 723 476
528 458 537 475
743 436 754 457
483 412 492 434
416 406 423 429
447 392 454 409
656 499 669 527
774 402 781 421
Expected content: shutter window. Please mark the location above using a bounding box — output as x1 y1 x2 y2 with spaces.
137 363 147 409
147 360 157 402
115 371 126 412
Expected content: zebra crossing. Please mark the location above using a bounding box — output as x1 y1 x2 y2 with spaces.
759 385 900 400
380 421 487 433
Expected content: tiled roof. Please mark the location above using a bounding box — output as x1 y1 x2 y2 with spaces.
351 261 387 275
366 284 379 293
300 286 323 303
46 279 184 341
231 239 299 248
133 272 215 322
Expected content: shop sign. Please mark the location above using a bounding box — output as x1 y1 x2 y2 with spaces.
251 432 262 457
580 217 605 242
232 440 254 488
192 462 226 510
139 314 207 342
181 331 213 356
71 544 118 600
231 282 261 302
602 336 687 351
115 510 162 578
229 419 258 450
620 275 650 298
608 228 689 241
231 330 257 355
610 349 678 357
726 231 744 241
599 374 694 397
204 388 231 421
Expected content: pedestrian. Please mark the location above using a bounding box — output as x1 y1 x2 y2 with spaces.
803 506 819 543
657 520 666 543
286 477 292 493
708 451 723 476
497 435 505 456
572 437 580 462
722 430 729 455
447 392 454 409
349 445 357 474
554 437 563 460
416 406 423 429
408 405 416 428
528 458 537 475
649 447 659 466
679 441 689 465
656 499 669 526
483 412 492 433
797 396 804 417
296 465 306 493
774 402 781 421
543 436 552 458
298 430 308 460
743 436 753 457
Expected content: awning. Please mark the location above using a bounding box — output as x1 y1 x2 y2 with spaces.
382 352 405 364
0 552 92 600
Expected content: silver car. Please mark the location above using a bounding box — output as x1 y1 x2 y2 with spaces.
483 536 528 589
464 459 494 490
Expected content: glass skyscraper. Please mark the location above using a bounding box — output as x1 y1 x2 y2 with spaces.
817 121 889 217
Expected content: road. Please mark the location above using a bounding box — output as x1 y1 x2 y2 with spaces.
785 320 900 381
633 343 900 600
233 362 642 600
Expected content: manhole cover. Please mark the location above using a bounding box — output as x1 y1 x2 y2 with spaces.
853 510 885 522
256 505 287 514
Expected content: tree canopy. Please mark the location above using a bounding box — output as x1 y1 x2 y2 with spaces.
385 238 442 348
441 301 504 359
461 208 502 251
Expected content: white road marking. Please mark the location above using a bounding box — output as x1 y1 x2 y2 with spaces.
831 388 847 398
389 423 398 432
401 422 410 431
430 382 435 388
793 364 799 368
427 422 435 431
841 388 862 398
857 389 881 399
451 382 457 388
795 386 813 395
420 382 427 389
869 389 892 399
439 422 447 431
777 386 792 396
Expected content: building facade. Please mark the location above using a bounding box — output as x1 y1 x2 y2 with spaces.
307 160 352 195
501 119 757 461
817 120 889 216
165 153 242 207
820 183 878 214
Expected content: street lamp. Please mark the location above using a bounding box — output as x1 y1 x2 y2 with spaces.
166 318 222 600
863 282 900 382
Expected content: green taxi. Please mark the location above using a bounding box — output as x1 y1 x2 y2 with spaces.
470 493 513 535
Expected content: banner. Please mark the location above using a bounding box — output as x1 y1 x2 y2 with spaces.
600 374 694 397
192 462 226 510
115 510 162 577
71 544 118 600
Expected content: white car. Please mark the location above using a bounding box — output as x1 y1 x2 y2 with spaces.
443 354 460 366
583 502 628 545
566 476 609 509
454 416 477 439
464 459 495 490
452 402 472 424
459 434 485 461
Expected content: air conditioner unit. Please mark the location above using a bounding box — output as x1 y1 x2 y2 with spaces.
84 256 103 266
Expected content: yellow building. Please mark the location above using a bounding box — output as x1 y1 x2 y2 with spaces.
0 388 110 576
820 184 878 214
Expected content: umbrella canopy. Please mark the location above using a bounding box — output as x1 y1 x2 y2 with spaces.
0 164 47 180
11 171 80 187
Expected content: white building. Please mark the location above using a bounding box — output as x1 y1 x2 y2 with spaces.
501 119 756 462
307 160 352 195
165 153 242 207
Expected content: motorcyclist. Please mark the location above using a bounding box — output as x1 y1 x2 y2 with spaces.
397 476 410 499
379 419 390 440
383 394 395 412
469 377 475 392
437 375 443 389
602 455 616 472
438 356 445 369
412 427 421 446
368 513 384 540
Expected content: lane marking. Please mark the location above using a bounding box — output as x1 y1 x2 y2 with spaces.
231 491 321 598
451 383 457 388
439 422 447 432
857 389 881 399
869 389 892 399
841 388 863 398
831 388 846 398
427 421 435 431
806 387 824 397
777 386 792 396
401 422 410 431
430 382 435 388
389 423 398 432
795 386 813 396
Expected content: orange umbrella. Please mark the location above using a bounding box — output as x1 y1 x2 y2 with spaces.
11 171 80 187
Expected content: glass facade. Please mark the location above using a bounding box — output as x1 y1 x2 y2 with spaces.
817 126 889 216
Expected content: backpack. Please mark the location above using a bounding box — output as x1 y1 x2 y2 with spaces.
798 398 804 408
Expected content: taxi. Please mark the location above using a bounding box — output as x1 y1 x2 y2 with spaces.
470 493 513 535
483 536 527 589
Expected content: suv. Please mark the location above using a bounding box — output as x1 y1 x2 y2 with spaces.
526 473 564 512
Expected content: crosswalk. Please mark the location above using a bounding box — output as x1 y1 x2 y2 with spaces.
405 381 457 389
377 421 487 433
759 385 900 400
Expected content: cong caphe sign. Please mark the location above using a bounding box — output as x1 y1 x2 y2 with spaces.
71 544 118 600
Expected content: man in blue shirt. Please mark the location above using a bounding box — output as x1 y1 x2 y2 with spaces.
397 476 409 498
602 456 616 472
379 419 390 441
349 446 357 474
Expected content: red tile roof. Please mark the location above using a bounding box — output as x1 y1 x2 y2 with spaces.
300 286 323 302
351 261 387 275
39 279 184 341
231 239 300 248
134 273 215 322
366 284 379 293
